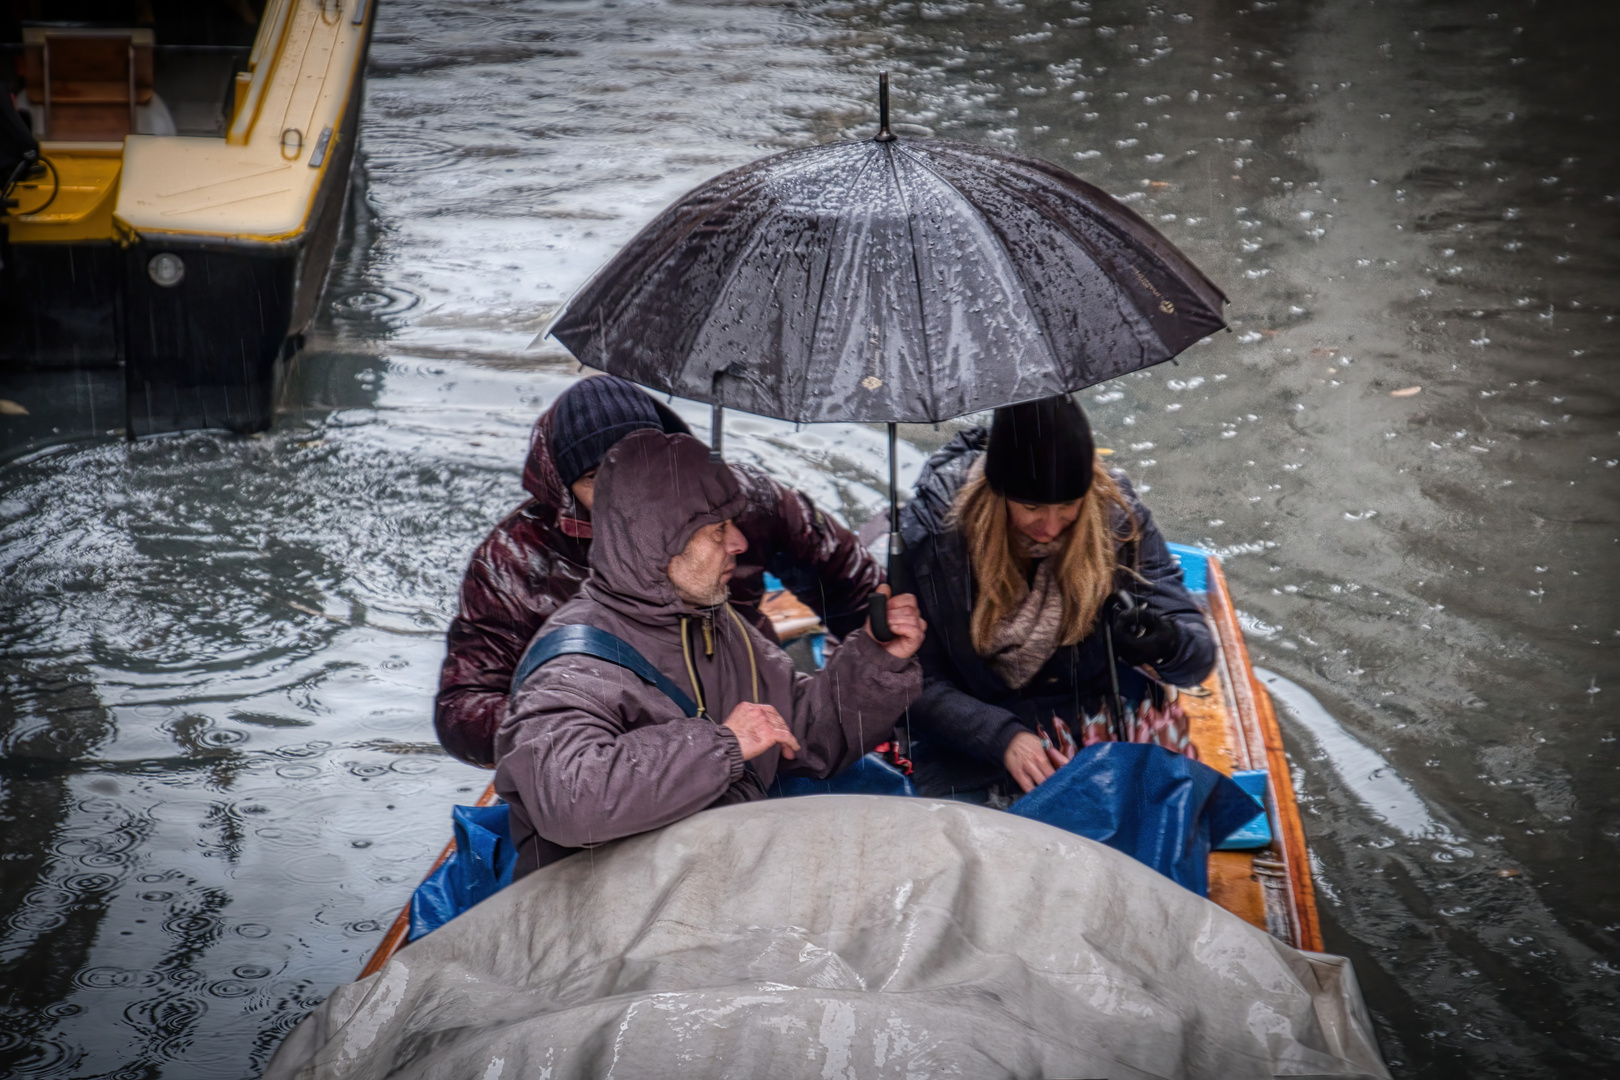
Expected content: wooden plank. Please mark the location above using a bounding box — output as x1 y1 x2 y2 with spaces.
760 589 823 642
1184 617 1269 936
1180 646 1239 775
1207 850 1268 930
358 781 497 979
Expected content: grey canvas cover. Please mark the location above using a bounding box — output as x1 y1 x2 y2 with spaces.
263 797 1388 1080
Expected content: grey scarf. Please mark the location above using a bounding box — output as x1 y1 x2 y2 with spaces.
983 536 1067 690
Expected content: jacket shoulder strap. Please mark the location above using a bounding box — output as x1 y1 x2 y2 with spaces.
510 624 699 718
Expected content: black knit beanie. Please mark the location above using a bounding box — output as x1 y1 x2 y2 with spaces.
984 395 1096 504
550 375 676 488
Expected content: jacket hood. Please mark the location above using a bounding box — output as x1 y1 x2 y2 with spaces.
521 410 568 507
585 430 748 622
901 427 988 546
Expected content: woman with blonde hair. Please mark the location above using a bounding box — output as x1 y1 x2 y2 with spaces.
898 395 1214 802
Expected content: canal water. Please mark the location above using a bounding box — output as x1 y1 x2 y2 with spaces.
1 0 1615 1076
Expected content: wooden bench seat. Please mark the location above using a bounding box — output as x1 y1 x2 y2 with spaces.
19 27 155 142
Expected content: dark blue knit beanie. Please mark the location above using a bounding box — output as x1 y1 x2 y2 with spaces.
549 376 667 488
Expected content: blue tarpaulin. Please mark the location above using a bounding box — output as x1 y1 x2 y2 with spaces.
1008 742 1263 896
1214 769 1274 850
770 752 916 798
408 804 519 941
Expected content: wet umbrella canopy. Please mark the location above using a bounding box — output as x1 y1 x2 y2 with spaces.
549 100 1228 425
552 80 1231 637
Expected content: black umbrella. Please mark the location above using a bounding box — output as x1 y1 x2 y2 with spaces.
550 76 1227 633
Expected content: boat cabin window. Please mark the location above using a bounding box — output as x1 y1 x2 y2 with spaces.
2 2 265 141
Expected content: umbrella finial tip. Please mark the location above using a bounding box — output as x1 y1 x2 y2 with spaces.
876 71 896 143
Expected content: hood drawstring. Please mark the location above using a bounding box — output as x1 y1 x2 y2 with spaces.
679 608 762 722
679 616 709 719
724 604 760 704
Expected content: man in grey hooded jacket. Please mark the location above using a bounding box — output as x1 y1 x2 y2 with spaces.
495 430 926 875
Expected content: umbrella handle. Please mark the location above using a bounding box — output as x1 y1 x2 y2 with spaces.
868 593 894 642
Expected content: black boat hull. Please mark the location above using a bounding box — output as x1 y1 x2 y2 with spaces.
0 8 368 439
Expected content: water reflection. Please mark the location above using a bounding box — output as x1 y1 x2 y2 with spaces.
1 0 1615 1076
1257 668 1459 844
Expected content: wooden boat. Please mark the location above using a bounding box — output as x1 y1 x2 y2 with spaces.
359 546 1319 976
1178 546 1321 952
0 0 376 436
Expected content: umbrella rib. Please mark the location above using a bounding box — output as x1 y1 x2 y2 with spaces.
1004 168 1190 362
896 145 1066 380
556 161 777 360
886 144 933 420
799 148 882 423
678 153 831 409
951 146 1227 352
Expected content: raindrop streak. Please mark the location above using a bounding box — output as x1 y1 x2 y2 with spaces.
0 1 1615 1077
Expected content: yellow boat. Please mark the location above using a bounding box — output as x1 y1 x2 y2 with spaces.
358 546 1320 976
1 1 375 436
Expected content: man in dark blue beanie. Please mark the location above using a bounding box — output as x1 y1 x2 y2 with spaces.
548 376 674 499
435 375 884 768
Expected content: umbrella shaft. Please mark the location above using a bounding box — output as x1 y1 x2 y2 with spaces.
876 72 895 142
887 422 901 571
1103 620 1126 741
710 403 724 461
868 422 905 644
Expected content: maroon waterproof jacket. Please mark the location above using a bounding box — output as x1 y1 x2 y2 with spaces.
436 412 882 767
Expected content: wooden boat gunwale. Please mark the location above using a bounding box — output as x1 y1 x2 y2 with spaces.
1198 551 1321 952
360 782 498 979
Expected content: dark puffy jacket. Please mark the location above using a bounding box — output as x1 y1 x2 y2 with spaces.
436 411 882 767
899 428 1213 769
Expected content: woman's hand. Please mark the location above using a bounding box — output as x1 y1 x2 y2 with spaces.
1110 600 1181 667
1003 730 1072 793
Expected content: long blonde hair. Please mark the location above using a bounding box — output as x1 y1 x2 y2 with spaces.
953 459 1137 656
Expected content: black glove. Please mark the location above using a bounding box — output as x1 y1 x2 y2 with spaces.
1108 593 1181 668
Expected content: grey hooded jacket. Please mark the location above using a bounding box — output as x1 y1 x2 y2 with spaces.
494 430 921 876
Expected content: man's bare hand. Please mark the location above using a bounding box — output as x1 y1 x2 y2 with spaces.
1003 730 1071 793
868 584 927 660
722 702 801 762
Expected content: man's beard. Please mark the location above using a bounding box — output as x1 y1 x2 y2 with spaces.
692 582 729 607
695 569 733 607
670 561 733 608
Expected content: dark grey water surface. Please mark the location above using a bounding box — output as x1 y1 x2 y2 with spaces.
2 1 1616 1077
